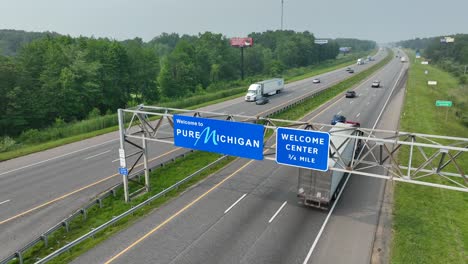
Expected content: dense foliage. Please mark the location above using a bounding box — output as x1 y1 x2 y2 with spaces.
335 38 376 52
0 29 375 137
397 34 468 83
0 29 60 56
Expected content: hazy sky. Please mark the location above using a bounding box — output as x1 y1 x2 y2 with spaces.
1 0 466 43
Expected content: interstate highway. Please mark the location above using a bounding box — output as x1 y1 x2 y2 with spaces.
0 50 387 259
70 52 408 263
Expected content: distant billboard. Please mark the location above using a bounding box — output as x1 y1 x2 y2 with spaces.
339 47 351 53
440 36 455 43
230 37 254 47
314 39 328 45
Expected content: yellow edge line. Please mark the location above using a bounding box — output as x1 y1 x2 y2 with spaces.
104 159 253 264
0 148 181 225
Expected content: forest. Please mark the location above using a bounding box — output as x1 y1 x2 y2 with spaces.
0 29 376 137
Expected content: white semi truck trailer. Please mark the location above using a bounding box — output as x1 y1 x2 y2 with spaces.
244 78 284 102
297 122 362 210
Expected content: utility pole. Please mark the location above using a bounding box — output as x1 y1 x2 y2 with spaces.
281 0 284 30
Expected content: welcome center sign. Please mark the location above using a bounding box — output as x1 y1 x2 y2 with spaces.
173 115 264 160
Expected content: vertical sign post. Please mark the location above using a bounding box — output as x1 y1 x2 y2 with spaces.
435 100 453 121
314 39 328 63
230 37 253 80
118 109 130 202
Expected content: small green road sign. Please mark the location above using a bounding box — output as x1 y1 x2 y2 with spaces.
435 100 452 107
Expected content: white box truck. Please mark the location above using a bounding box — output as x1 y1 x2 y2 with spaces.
244 78 284 102
357 58 364 65
297 122 362 210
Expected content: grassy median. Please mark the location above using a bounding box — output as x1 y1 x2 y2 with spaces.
10 50 392 264
390 50 467 264
0 51 372 162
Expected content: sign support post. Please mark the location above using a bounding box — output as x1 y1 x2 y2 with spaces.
118 109 130 202
314 39 328 63
142 135 150 192
435 100 453 122
230 37 253 81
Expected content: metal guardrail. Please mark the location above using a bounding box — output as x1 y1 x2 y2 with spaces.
34 155 228 264
0 150 194 264
1 52 391 264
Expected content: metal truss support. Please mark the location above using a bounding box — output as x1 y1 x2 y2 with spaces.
116 105 468 201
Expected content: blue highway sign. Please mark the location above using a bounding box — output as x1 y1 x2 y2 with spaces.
119 167 128 176
173 115 264 160
276 127 330 171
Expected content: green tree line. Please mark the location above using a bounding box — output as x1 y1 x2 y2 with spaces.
397 34 468 125
397 34 468 83
0 29 375 137
0 29 60 56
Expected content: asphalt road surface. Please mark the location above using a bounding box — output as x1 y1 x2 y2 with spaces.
0 50 389 259
69 51 408 264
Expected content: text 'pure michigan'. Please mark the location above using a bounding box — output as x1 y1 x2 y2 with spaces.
173 115 265 160
175 123 260 148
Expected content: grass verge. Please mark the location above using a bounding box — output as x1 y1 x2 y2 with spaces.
390 50 467 264
0 51 371 162
10 49 393 264
15 152 235 264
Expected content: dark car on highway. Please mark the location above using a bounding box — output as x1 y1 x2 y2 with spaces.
255 97 269 105
331 114 346 125
345 90 356 98
348 69 354 73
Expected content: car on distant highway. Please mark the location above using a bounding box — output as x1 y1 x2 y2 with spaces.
312 78 320 83
345 90 356 98
255 96 269 105
348 69 354 73
331 114 346 125
346 67 352 72
371 80 381 87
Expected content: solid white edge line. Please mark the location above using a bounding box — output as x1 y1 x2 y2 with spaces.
224 194 247 214
268 201 287 223
371 65 406 131
0 200 11 205
112 158 119 163
302 174 351 264
83 150 111 160
303 53 406 264
0 138 118 176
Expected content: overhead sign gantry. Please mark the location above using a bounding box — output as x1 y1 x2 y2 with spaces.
117 105 468 202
